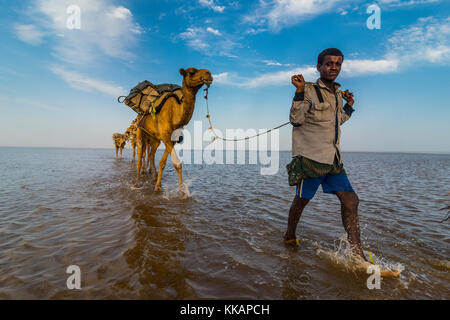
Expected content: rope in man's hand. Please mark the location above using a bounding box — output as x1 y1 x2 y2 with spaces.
203 79 353 142
203 87 290 142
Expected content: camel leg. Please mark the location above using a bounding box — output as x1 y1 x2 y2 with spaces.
154 141 173 192
146 142 151 172
154 140 183 194
115 146 118 157
170 145 185 195
149 138 161 181
146 143 151 174
135 144 144 187
142 143 147 172
135 134 146 187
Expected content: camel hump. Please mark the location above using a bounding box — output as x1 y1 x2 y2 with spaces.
121 81 182 114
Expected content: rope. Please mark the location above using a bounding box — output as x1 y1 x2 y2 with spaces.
135 113 154 138
125 81 349 143
304 81 349 96
203 87 290 142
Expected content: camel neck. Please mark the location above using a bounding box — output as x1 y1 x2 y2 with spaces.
182 85 197 106
178 83 199 126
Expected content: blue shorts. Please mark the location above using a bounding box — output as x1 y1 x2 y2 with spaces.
295 173 354 200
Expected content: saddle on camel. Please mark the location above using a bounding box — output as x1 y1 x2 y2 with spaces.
118 68 213 194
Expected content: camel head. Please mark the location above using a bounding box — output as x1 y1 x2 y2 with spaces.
179 67 213 90
113 133 127 148
118 135 127 148
125 124 136 135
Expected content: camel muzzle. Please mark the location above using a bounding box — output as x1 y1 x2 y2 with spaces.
203 78 213 87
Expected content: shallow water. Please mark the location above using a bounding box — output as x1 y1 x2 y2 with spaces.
0 147 449 299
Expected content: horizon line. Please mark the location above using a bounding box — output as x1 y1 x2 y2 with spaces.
1 146 449 155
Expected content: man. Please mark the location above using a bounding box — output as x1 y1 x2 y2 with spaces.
285 48 367 261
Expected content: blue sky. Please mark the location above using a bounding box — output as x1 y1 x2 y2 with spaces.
0 0 449 152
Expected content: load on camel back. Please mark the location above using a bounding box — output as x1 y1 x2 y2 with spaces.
118 81 184 118
118 68 213 195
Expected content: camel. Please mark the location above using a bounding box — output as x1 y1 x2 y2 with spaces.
125 120 138 162
112 133 128 157
125 119 153 171
135 67 213 193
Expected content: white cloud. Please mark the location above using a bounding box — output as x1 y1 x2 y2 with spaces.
109 6 132 20
244 0 442 32
237 15 449 87
245 0 344 32
424 46 450 62
179 27 201 39
213 66 317 88
179 27 210 50
51 66 125 97
199 0 225 13
212 72 231 84
159 12 167 21
264 60 283 66
232 15 448 88
244 27 268 35
243 66 318 88
189 38 210 50
214 57 400 88
177 27 238 57
207 27 222 36
14 24 45 45
340 59 399 76
263 60 293 67
377 0 439 7
25 0 143 64
386 16 450 65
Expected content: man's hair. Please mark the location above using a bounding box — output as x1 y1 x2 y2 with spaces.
317 48 344 65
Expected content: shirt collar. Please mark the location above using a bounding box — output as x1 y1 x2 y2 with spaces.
316 78 341 92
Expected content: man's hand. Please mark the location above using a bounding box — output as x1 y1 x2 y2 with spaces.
291 74 305 93
343 89 355 107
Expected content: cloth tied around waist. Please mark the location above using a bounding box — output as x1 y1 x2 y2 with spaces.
286 155 346 186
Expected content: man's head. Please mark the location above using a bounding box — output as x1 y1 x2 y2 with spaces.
317 48 344 82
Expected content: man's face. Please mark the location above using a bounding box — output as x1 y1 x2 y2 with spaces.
317 55 343 81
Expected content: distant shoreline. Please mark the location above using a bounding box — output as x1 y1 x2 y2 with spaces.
1 146 449 155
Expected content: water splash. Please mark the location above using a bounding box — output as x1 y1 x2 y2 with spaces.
162 179 195 200
315 234 405 277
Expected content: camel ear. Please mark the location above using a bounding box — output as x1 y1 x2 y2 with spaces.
179 68 186 77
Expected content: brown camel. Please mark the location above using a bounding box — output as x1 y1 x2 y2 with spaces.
125 120 138 162
112 133 128 157
126 119 154 170
135 67 213 193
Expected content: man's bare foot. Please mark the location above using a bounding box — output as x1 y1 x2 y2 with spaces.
352 246 368 262
283 234 300 247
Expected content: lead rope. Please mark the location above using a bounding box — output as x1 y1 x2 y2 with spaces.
203 87 290 142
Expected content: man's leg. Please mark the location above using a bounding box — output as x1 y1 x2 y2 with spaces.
284 195 309 242
335 190 367 261
284 177 321 242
